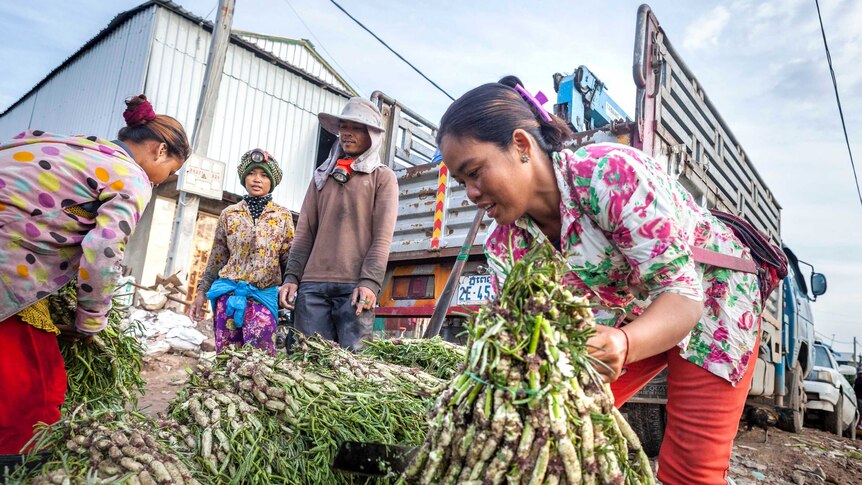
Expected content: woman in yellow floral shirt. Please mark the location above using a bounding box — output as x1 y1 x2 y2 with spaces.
190 149 293 355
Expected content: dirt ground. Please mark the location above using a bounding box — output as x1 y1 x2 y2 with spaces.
136 316 214 417
727 425 862 484
137 331 862 483
137 351 198 417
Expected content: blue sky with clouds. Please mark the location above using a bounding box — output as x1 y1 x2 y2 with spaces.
1 0 860 353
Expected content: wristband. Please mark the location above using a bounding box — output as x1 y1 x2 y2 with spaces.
619 327 630 365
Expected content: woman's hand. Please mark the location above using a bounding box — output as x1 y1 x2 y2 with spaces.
587 325 630 383
55 324 95 345
189 293 207 321
352 286 377 315
587 292 703 382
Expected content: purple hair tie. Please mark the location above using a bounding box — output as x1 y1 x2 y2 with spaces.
514 84 553 123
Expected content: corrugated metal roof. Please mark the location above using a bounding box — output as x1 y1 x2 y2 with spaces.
0 0 353 118
235 31 357 97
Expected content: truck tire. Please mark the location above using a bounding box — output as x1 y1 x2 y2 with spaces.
621 403 665 458
778 362 806 433
826 392 844 436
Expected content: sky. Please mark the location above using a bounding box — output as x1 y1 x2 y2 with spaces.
1 0 860 356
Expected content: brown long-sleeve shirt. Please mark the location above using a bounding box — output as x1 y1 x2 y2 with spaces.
284 168 398 293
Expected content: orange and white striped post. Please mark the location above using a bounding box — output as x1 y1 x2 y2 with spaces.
430 163 448 250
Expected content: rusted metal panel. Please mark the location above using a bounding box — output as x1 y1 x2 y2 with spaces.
390 160 494 253
374 91 498 255
567 122 635 147
372 91 439 169
390 161 440 252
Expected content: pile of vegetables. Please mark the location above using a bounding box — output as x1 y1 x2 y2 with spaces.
167 385 292 482
361 336 467 380
403 245 654 484
49 280 145 410
10 335 443 484
11 246 656 484
164 334 444 484
5 407 199 485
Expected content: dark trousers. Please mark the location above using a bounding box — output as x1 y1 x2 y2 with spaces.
294 282 373 351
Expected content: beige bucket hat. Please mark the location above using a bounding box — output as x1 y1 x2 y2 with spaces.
318 97 384 135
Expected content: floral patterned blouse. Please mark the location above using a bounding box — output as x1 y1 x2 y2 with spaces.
197 200 294 295
485 144 762 384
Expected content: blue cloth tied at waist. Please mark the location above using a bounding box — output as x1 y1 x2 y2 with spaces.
206 278 279 328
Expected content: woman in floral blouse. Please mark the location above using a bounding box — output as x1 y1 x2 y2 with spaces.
190 150 294 355
437 78 761 485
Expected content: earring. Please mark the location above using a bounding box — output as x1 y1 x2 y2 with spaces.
520 154 530 163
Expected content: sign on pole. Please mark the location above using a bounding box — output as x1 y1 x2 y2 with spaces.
177 153 226 200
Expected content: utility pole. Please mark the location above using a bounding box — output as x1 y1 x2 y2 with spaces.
854 336 858 367
164 0 235 279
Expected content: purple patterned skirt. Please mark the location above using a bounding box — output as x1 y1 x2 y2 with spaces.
213 294 277 355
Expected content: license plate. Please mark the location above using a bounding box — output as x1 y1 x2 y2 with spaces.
456 275 496 306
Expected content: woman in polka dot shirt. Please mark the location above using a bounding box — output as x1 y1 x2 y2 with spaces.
0 95 190 454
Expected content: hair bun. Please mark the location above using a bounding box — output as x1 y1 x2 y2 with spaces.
497 75 523 89
123 94 156 127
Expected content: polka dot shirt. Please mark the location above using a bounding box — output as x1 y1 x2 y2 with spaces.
0 130 152 333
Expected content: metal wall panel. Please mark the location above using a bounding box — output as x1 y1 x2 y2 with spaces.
0 8 155 140
635 10 781 243
0 4 350 213
237 33 353 95
634 5 783 331
147 8 349 212
0 96 36 140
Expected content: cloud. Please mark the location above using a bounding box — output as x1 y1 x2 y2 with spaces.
682 5 731 50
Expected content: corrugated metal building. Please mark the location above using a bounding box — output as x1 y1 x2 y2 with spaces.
0 0 355 290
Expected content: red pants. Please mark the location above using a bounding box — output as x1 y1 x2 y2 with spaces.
0 316 67 453
612 337 759 485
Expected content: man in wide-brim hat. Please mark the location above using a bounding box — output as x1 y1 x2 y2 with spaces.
279 97 398 351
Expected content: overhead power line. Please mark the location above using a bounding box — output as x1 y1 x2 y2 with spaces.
815 331 854 346
328 0 455 101
280 0 364 94
815 0 862 209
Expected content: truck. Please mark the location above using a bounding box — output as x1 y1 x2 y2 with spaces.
367 3 827 454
